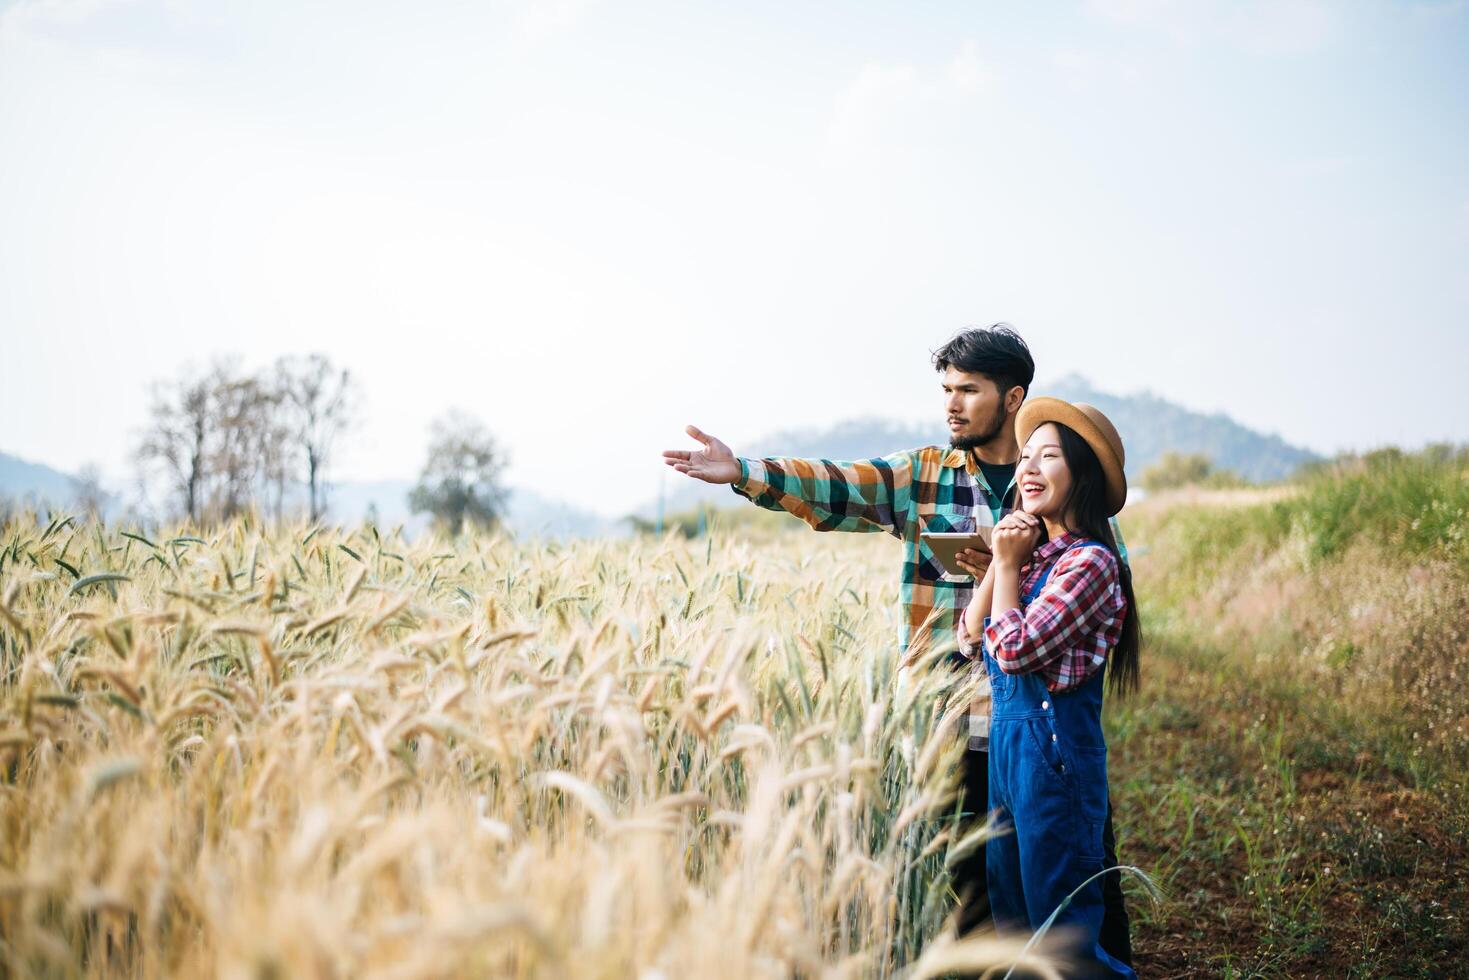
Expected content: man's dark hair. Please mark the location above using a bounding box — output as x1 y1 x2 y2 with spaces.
932 323 1035 397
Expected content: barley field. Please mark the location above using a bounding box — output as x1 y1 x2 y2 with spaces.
3 448 1467 979
0 517 1043 979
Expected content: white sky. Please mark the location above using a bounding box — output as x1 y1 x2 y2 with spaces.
2 0 1467 517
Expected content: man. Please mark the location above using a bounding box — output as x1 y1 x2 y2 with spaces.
662 324 1131 961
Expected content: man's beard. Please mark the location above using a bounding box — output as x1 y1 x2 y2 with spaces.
949 401 1008 451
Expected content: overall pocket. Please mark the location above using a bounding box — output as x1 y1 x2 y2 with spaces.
1071 743 1109 864
1024 717 1071 785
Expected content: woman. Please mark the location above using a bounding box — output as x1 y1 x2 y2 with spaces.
960 398 1140 979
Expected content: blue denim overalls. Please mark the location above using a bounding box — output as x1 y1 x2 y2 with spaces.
982 540 1134 979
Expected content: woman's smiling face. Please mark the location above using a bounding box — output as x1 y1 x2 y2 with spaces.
1017 422 1073 522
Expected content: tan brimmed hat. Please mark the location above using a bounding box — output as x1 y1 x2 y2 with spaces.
1015 397 1128 515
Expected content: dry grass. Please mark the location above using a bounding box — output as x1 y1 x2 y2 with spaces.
1114 461 1469 977
1125 495 1469 764
0 516 1016 979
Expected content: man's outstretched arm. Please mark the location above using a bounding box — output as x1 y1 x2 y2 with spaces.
663 425 912 536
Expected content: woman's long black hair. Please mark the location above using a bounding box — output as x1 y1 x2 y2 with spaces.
1045 423 1141 697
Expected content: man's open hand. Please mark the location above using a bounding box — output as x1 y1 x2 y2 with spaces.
662 425 742 485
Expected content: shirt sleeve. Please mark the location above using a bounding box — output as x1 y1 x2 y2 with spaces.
956 614 980 659
730 452 915 537
984 547 1119 675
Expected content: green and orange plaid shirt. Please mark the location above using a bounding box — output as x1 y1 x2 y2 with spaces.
733 447 1014 658
733 447 1127 659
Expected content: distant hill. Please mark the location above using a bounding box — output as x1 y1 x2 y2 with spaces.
0 452 77 505
652 375 1322 515
7 377 1320 532
1042 375 1320 484
0 452 614 539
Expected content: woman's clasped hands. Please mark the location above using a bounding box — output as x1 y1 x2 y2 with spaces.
954 512 1043 581
990 511 1043 570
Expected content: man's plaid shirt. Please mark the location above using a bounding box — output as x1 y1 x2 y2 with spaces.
732 446 1012 657
733 446 1129 751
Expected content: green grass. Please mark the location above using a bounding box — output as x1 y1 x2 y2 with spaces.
1113 447 1469 977
1148 447 1469 578
1292 446 1469 562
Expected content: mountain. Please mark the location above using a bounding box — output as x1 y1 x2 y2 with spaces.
651 375 1323 515
1042 374 1321 483
0 452 614 539
0 452 78 505
6 377 1320 532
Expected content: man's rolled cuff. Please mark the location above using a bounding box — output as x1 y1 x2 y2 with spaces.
733 458 772 496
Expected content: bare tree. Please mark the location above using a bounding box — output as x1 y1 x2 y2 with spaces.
409 410 509 535
207 366 276 521
136 355 359 525
257 383 297 521
277 354 359 522
137 369 212 523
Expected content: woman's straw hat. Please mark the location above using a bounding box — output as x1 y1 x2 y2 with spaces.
1015 398 1128 515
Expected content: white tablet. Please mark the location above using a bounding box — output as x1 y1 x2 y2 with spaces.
920 528 993 577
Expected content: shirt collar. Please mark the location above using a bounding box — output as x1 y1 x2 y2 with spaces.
940 448 994 479
943 447 1021 503
942 447 1018 478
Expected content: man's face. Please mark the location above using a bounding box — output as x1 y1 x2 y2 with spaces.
942 367 1011 450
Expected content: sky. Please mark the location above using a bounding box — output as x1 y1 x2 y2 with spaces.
1 0 1467 517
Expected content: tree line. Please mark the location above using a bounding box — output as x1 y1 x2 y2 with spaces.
136 355 357 524
134 355 507 533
